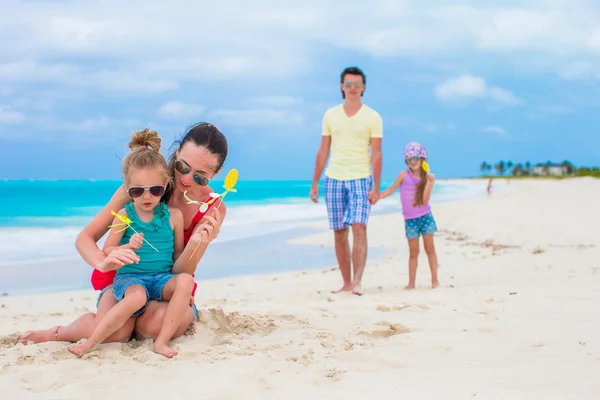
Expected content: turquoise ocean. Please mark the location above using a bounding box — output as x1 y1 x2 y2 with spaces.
0 179 484 295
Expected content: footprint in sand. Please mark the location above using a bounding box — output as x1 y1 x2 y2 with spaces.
358 322 411 339
376 304 429 312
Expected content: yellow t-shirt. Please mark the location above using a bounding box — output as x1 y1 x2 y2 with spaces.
322 104 383 181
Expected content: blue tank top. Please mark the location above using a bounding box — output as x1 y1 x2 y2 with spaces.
116 202 175 275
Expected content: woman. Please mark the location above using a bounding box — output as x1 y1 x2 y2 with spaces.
19 122 229 345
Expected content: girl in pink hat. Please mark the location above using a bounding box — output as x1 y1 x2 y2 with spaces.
381 142 439 289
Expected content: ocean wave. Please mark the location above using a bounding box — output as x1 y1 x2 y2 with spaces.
0 181 484 265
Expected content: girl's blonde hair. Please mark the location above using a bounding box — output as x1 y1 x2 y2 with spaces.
123 128 171 187
413 158 428 208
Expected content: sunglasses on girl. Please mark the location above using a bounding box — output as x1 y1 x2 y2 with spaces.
174 159 210 186
405 157 420 164
127 185 166 199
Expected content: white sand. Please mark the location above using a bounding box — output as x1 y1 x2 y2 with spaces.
1 178 599 399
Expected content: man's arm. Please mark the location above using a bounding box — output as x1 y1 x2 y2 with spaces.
312 136 331 185
310 111 332 203
370 137 382 191
368 112 383 204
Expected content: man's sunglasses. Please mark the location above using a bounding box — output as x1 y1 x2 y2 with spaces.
343 81 363 88
174 159 210 186
127 185 166 199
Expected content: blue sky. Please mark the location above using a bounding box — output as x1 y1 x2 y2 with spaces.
1 0 599 181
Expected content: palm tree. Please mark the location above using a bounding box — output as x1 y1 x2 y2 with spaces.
525 161 531 176
506 161 514 174
561 160 575 175
512 163 524 176
543 161 551 176
480 161 488 175
494 160 506 176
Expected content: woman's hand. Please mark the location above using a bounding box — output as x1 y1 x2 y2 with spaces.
190 207 222 245
96 248 139 272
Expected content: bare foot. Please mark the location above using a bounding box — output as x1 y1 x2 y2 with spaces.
404 284 415 290
154 341 178 358
18 327 58 345
351 283 364 296
67 341 93 358
432 280 439 289
331 285 352 294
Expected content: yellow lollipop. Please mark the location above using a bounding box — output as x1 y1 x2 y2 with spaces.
422 160 430 173
222 168 238 197
109 210 158 252
189 168 239 259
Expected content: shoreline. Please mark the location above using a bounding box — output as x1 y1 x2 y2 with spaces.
1 177 599 398
0 179 485 297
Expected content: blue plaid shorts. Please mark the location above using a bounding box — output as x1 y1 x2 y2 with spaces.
404 212 438 239
323 175 373 230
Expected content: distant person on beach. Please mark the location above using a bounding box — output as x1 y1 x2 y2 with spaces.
309 66 383 296
19 123 227 347
380 142 439 289
487 178 493 195
67 129 192 358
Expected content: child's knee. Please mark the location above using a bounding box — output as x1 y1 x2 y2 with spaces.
174 273 195 292
409 248 420 258
124 285 148 307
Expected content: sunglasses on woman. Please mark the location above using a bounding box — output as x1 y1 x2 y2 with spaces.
127 185 166 199
174 159 210 186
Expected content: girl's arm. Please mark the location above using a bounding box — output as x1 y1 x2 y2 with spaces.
100 208 136 271
171 204 227 275
169 207 185 262
75 185 136 270
423 173 436 204
380 171 406 199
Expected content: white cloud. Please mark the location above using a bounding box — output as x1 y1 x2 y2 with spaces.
207 109 306 127
481 125 508 137
158 101 205 119
559 61 600 80
435 74 520 105
0 0 599 93
251 96 304 108
0 107 25 125
424 123 456 133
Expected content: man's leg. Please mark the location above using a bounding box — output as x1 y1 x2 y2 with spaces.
324 176 352 293
350 223 368 295
347 177 372 295
332 227 352 292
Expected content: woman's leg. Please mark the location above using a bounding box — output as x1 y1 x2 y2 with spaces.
133 300 194 342
18 288 135 345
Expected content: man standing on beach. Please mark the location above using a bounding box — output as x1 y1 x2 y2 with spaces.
309 66 383 296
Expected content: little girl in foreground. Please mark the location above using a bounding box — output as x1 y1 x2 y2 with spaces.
380 142 439 289
68 129 191 358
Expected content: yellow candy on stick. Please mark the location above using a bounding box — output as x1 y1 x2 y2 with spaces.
109 211 159 252
422 160 431 173
187 168 239 259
